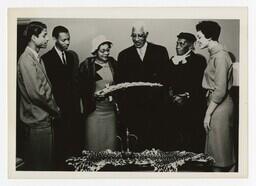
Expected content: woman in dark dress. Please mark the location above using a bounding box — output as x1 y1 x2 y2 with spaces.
79 35 117 152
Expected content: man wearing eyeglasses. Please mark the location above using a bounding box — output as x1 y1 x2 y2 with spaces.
117 21 171 152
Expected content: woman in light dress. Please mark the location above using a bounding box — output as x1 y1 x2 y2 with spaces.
196 21 236 172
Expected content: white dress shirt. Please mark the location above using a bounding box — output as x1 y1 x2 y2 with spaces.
136 42 148 61
54 46 66 64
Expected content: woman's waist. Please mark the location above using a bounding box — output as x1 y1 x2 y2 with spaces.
205 89 232 97
206 89 233 105
95 100 115 112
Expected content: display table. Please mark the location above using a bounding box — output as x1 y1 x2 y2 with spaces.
66 149 214 172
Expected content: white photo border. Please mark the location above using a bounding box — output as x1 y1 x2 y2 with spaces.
8 7 248 179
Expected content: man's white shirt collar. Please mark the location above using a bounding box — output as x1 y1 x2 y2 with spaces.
136 42 148 61
54 46 66 64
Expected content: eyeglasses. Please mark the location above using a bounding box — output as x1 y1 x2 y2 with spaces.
131 33 146 39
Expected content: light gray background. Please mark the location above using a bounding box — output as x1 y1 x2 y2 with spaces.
21 18 239 62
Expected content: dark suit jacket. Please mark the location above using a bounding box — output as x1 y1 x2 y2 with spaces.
170 51 206 102
42 47 78 115
116 42 171 150
117 42 170 104
170 51 207 126
117 42 170 85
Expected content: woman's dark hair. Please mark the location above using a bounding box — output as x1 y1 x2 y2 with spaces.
23 21 47 43
92 42 112 56
52 25 69 39
196 21 221 41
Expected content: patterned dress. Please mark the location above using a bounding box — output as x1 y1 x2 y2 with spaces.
85 59 117 152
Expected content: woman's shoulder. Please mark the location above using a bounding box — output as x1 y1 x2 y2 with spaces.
80 57 96 66
215 49 231 60
213 49 232 67
108 56 117 62
211 44 230 58
79 57 96 73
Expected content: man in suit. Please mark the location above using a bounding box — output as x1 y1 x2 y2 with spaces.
17 21 60 170
117 22 171 151
42 26 80 170
169 32 207 152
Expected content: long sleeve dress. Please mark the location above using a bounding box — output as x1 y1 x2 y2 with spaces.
79 57 117 152
202 43 236 167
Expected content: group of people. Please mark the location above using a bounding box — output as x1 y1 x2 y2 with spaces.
17 20 237 172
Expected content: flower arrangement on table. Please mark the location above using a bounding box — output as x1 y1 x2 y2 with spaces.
66 149 214 172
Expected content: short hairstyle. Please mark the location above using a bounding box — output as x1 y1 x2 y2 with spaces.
177 32 196 43
196 21 221 41
23 21 47 43
52 26 69 38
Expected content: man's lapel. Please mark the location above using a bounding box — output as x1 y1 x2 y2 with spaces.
132 46 143 63
26 48 52 87
52 47 65 65
142 42 151 63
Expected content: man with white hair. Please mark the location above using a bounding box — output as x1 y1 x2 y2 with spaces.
117 21 171 151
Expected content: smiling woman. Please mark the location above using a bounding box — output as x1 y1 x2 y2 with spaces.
79 35 118 153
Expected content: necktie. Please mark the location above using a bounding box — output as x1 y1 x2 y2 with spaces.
62 51 66 65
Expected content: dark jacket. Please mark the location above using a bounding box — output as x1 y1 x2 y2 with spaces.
169 51 207 127
116 42 171 107
42 47 79 115
170 51 207 107
117 42 170 85
116 42 171 151
79 56 117 115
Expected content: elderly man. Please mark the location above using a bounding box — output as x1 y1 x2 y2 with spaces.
17 21 60 170
169 32 207 152
117 22 171 151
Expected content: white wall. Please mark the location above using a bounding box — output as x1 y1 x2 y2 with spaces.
26 18 239 62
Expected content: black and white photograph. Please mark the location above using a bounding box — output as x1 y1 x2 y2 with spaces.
8 7 247 178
